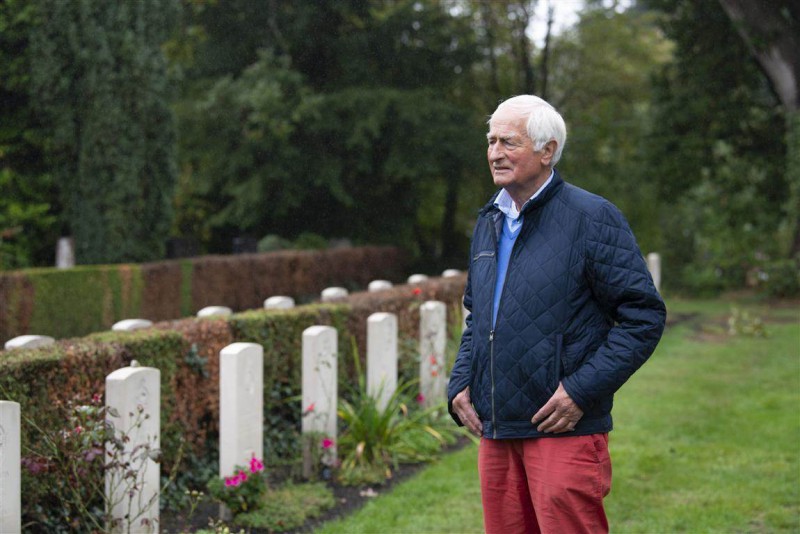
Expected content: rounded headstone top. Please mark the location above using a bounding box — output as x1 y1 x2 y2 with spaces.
321 287 348 302
112 319 153 332
4 335 55 351
197 306 233 318
407 274 429 284
442 269 463 278
264 296 295 310
368 280 393 292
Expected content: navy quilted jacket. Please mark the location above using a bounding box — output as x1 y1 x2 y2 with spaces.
448 171 666 439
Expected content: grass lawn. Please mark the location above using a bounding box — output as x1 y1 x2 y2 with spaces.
316 296 800 533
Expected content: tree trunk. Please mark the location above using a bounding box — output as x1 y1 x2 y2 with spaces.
538 2 554 101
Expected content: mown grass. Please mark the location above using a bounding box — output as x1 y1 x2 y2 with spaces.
315 297 800 533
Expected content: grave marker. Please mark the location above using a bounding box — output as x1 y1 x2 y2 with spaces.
320 287 348 302
367 313 398 410
264 296 295 309
197 306 232 318
3 335 54 351
111 319 153 332
105 365 160 533
219 343 264 479
419 301 447 409
368 280 393 292
407 274 429 284
647 252 662 293
302 326 338 477
0 401 20 534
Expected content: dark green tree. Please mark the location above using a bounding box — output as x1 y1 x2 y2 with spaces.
29 0 180 264
0 0 57 269
642 0 788 291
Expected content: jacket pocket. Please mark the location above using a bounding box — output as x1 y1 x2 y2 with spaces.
472 250 495 262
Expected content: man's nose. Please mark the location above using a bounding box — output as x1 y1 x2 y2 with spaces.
488 143 503 162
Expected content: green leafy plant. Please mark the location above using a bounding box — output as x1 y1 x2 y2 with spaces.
233 482 335 531
336 347 458 486
206 455 267 516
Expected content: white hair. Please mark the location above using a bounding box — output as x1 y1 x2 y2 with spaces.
490 95 567 165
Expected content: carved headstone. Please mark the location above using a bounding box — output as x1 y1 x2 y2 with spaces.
320 287 348 302
419 301 447 409
197 306 233 318
368 280 393 292
0 401 20 534
264 296 295 310
3 335 55 351
301 326 338 477
111 319 153 332
367 313 398 411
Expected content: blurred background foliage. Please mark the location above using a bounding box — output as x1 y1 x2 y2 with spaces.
0 0 797 295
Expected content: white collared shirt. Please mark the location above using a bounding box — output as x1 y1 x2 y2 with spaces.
493 170 555 234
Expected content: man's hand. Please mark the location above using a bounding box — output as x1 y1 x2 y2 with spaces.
452 387 483 437
531 382 583 433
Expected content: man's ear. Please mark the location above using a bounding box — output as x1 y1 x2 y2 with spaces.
541 140 557 165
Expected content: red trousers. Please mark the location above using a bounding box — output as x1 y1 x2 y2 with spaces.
478 435 612 534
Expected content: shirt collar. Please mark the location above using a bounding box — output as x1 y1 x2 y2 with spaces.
494 170 555 220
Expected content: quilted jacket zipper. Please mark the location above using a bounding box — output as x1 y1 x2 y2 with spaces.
489 329 496 438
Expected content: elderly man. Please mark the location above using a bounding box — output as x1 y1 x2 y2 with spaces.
448 95 666 534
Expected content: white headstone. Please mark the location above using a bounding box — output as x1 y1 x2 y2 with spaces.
367 313 398 411
111 319 153 332
442 269 462 278
55 237 75 269
647 253 662 293
197 306 233 318
219 343 264 479
302 326 338 476
105 365 160 533
0 401 20 534
367 280 393 292
3 335 55 351
320 287 348 302
407 274 429 284
264 296 295 310
419 301 447 409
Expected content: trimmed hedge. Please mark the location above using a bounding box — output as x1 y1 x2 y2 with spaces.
0 273 465 526
0 246 404 345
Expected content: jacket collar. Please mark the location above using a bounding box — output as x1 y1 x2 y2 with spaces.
479 169 564 217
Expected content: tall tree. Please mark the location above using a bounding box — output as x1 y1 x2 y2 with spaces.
0 0 57 269
29 0 179 264
717 0 800 255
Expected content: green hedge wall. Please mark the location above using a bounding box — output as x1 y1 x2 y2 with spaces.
0 273 466 527
0 246 404 345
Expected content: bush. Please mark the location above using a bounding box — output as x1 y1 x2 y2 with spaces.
760 259 800 298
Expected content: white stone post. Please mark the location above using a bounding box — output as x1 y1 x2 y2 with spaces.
419 301 447 409
264 296 295 310
320 287 348 302
367 280 393 292
111 319 153 332
197 306 232 318
219 343 264 479
301 326 338 478
105 364 160 533
0 401 20 534
442 269 462 278
55 237 75 269
647 253 662 293
3 335 55 351
407 274 429 284
367 313 398 411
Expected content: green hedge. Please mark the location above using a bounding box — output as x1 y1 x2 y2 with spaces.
0 246 404 345
1 273 465 528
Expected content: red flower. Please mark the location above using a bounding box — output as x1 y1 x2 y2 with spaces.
303 402 316 415
412 288 422 296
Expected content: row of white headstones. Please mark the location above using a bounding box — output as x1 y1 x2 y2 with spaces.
0 297 451 533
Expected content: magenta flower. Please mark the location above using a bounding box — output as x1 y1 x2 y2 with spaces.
416 393 425 404
249 456 264 473
322 438 334 449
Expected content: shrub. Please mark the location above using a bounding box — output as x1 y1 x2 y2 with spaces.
759 259 800 298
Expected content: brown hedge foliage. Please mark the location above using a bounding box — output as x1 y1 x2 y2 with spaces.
0 246 404 344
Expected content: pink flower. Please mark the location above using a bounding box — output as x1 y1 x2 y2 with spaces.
431 369 439 377
73 426 84 434
322 438 334 449
416 393 425 404
429 355 438 365
238 470 248 483
224 477 237 487
249 456 264 473
303 402 316 415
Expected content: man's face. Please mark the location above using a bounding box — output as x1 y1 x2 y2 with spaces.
486 108 551 198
